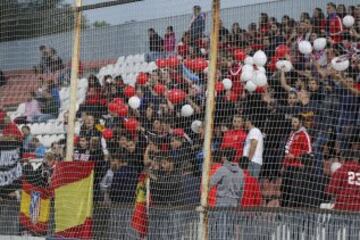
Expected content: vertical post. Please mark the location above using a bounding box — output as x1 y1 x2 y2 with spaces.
199 0 220 239
65 0 82 162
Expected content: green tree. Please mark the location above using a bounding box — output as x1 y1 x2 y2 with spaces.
0 0 87 42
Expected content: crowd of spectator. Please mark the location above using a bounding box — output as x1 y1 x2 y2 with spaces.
0 2 359 212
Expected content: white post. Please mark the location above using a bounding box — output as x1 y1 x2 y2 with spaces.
198 0 220 240
65 0 82 162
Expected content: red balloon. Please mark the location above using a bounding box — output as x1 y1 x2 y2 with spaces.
117 104 128 117
172 128 185 137
184 58 194 70
124 118 138 132
167 89 187 104
156 58 167 68
193 58 208 71
108 102 118 113
167 56 180 68
215 82 225 92
267 56 278 72
234 49 246 61
136 72 148 85
275 44 290 58
102 128 113 140
74 135 80 145
124 85 136 98
113 98 124 105
153 84 166 95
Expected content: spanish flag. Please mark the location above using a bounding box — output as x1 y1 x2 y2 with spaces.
51 161 94 239
19 180 50 234
131 172 149 238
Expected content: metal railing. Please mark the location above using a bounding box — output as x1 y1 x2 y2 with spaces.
1 201 360 240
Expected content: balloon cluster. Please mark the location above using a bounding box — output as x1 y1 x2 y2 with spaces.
239 50 268 92
156 56 180 68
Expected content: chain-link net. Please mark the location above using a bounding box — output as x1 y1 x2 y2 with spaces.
0 0 359 239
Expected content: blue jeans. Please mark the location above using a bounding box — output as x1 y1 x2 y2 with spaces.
248 162 261 179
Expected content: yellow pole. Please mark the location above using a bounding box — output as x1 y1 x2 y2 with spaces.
65 0 82 162
199 0 220 239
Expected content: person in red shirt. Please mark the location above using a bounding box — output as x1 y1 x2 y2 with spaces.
281 115 312 207
326 2 343 44
239 156 262 207
326 145 360 211
1 115 23 141
220 115 247 162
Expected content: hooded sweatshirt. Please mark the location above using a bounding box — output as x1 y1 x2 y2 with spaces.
209 161 244 207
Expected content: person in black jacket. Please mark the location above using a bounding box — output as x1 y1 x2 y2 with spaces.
146 28 164 62
287 154 329 208
150 155 181 206
109 151 139 203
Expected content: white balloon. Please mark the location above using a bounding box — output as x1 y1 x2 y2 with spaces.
181 104 194 117
222 78 233 90
343 15 355 28
331 57 350 72
200 48 207 55
245 80 257 92
257 66 266 74
313 38 327 51
242 64 254 73
253 50 268 67
298 40 313 55
203 67 209 74
191 120 202 133
240 70 253 82
128 96 141 109
276 60 293 72
244 56 254 65
252 71 268 87
331 162 342 174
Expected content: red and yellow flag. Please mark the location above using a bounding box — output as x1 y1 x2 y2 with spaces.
131 172 149 238
19 181 50 234
51 161 94 240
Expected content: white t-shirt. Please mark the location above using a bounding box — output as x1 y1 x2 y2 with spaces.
243 127 264 165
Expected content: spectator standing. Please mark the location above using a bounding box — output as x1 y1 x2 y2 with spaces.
281 115 312 207
243 116 264 179
239 157 262 207
146 28 164 62
326 2 343 45
150 156 181 206
164 26 176 56
109 151 138 203
326 147 360 211
209 149 244 207
189 5 206 46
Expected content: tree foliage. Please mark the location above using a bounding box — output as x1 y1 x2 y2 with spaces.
0 0 87 42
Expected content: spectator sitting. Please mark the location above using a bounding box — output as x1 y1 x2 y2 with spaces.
21 126 33 151
0 115 23 141
209 149 244 207
31 137 46 158
146 28 164 62
164 26 176 56
14 92 42 124
239 156 262 207
33 80 60 123
109 151 139 203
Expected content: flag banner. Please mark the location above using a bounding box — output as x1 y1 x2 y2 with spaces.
51 162 94 240
131 172 148 238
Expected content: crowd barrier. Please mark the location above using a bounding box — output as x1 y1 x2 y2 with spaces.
1 201 360 239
